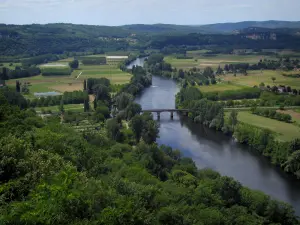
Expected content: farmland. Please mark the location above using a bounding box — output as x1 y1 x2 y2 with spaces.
5 56 131 94
228 111 300 141
223 70 300 89
197 69 300 93
165 53 275 70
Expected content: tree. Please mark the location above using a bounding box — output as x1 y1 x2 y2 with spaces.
84 99 89 112
106 118 122 141
83 80 87 91
130 115 144 142
125 103 142 120
69 59 79 69
292 89 298 95
0 67 8 81
58 100 65 113
142 120 159 144
271 77 276 83
228 110 238 131
16 80 21 93
224 64 229 72
115 93 134 111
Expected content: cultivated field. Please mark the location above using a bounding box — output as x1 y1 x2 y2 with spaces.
232 111 300 141
6 57 131 94
165 53 275 70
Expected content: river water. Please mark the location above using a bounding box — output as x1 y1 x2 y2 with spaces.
129 59 300 216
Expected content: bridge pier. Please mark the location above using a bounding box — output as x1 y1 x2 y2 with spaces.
170 111 174 119
157 112 160 120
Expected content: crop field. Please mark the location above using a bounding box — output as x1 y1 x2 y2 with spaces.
231 111 300 141
223 70 300 89
165 53 275 70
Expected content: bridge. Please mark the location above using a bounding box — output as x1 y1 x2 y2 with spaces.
141 109 189 119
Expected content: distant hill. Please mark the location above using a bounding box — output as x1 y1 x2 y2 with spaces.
198 20 300 33
121 21 300 34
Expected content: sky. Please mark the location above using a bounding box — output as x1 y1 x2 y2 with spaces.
0 0 299 25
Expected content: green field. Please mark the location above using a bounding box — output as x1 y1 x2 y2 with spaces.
165 53 275 70
231 111 300 141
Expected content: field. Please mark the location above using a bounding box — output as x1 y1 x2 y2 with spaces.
6 57 131 95
165 53 275 70
195 69 300 93
223 70 300 89
231 111 300 141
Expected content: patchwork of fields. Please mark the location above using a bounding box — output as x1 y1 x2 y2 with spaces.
165 53 275 70
6 56 131 95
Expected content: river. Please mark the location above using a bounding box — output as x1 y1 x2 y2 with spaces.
129 58 300 216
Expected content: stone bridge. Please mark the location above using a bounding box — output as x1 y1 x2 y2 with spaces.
141 109 189 119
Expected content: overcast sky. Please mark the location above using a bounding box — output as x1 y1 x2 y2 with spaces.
0 0 299 25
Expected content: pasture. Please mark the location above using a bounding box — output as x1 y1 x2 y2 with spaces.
231 111 300 142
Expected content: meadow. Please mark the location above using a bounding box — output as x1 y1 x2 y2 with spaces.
229 111 300 141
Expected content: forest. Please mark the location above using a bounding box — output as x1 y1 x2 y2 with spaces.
1 23 300 59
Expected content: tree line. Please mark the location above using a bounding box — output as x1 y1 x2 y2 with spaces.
251 108 292 123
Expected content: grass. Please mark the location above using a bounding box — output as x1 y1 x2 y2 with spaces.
231 111 300 141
